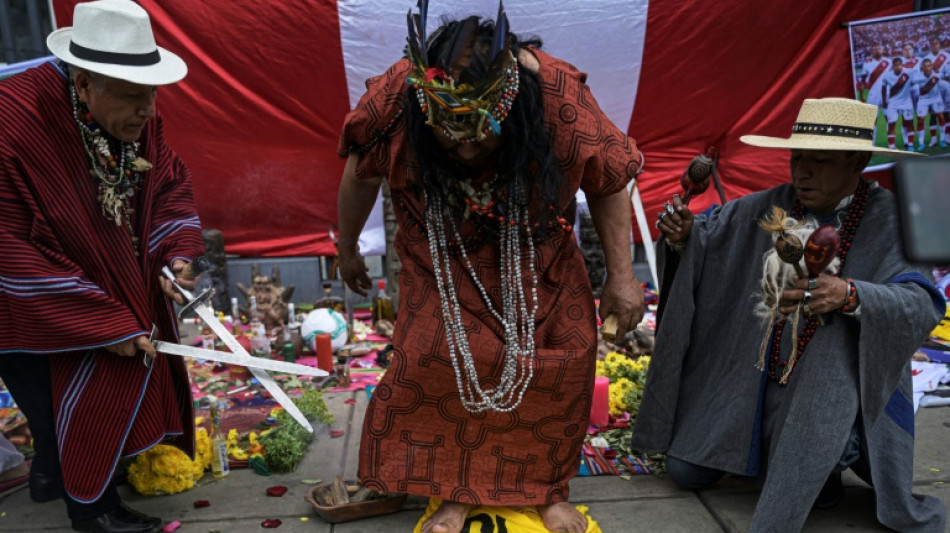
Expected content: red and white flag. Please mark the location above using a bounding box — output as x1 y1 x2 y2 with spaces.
52 0 910 257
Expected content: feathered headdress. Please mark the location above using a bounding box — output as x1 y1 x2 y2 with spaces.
405 0 520 143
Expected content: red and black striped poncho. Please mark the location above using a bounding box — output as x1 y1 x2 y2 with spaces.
0 61 203 503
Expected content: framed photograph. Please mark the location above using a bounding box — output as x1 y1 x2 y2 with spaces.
848 7 950 169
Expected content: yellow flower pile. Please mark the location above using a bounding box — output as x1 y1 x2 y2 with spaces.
127 417 213 496
227 429 249 460
608 377 634 417
596 352 652 418
127 444 198 495
194 426 212 478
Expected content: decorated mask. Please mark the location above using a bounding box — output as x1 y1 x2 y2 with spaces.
405 1 520 143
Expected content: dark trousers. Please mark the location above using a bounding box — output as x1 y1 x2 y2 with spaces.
665 455 726 490
0 352 118 520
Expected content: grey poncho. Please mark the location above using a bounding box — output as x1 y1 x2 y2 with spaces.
633 182 946 532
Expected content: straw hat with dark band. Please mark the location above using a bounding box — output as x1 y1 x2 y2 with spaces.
46 0 186 86
740 97 922 157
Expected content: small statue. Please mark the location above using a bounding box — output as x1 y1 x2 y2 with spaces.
201 229 230 313
237 264 295 331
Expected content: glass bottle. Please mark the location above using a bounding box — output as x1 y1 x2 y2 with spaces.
249 296 270 356
230 297 242 336
210 400 229 479
372 279 395 324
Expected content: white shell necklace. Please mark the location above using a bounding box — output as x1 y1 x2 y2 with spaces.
425 177 538 413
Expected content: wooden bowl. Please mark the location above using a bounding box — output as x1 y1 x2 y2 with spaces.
305 484 407 523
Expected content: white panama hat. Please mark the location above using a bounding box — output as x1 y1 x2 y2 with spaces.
46 0 186 86
740 97 922 157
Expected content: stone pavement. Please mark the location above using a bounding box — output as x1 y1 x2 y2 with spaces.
1 389 948 533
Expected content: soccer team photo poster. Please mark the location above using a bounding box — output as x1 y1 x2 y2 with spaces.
849 7 950 168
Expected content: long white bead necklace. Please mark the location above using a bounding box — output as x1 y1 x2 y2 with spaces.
425 177 538 413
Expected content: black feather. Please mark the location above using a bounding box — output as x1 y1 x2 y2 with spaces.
407 9 421 63
442 17 479 70
490 1 509 62
419 0 428 46
414 14 427 61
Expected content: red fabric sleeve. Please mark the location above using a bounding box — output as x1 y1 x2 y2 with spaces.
534 49 642 200
337 59 412 187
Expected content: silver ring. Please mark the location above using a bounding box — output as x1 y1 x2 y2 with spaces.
807 278 819 290
655 219 661 229
657 210 667 222
664 203 675 215
803 290 812 303
802 302 812 315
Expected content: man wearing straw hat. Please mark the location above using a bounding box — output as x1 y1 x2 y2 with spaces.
0 1 202 532
634 97 946 531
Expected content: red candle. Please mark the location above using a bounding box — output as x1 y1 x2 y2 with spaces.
590 376 610 428
316 333 334 372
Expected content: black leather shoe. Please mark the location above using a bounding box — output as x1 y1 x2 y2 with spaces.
116 504 162 529
813 472 844 509
29 471 64 503
71 508 161 533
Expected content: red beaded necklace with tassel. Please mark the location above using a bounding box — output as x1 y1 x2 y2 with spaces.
767 179 870 383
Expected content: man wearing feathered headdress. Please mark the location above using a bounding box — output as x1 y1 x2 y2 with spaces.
337 2 645 532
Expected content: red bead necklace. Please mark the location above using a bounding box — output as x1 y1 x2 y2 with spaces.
767 179 870 382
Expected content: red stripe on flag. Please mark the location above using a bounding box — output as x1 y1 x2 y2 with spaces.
628 0 910 241
53 0 349 256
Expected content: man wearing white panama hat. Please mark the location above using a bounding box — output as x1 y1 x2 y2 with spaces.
0 1 202 532
633 98 946 531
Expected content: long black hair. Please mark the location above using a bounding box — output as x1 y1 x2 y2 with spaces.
406 17 564 242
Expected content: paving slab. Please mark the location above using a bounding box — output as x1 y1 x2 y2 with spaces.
583 497 722 532
912 406 950 482
146 516 331 532
699 485 894 533
569 474 694 502
1 370 947 532
340 390 367 480
331 509 422 532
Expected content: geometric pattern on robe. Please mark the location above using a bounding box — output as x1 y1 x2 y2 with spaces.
339 48 642 505
0 61 203 502
632 182 946 531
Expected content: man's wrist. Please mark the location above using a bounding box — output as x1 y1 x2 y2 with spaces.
668 239 687 252
604 257 635 278
337 238 360 255
838 278 860 314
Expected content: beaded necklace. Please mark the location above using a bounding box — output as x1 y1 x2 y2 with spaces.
426 175 538 413
69 81 151 255
400 169 574 254
767 179 870 383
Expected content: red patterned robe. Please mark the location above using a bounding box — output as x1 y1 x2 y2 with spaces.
339 49 642 505
0 62 202 502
